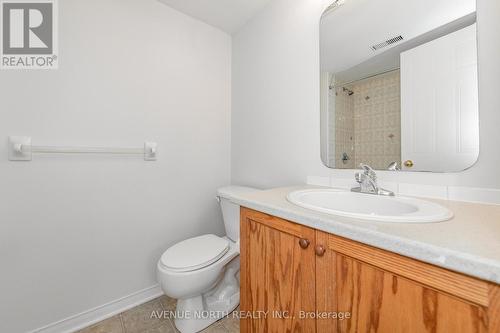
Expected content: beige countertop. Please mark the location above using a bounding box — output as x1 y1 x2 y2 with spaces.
220 186 500 284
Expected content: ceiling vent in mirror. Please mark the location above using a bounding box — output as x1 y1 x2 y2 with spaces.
371 35 404 51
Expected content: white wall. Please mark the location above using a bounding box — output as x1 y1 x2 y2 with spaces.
232 0 500 190
0 1 231 332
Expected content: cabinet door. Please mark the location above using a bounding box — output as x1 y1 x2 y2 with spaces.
336 254 487 333
240 208 316 333
316 231 489 333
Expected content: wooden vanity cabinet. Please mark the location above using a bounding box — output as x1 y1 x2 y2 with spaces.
240 207 500 333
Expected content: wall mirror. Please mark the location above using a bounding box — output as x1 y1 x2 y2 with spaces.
320 0 479 172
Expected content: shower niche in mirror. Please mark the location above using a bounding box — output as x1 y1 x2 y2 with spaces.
320 0 479 172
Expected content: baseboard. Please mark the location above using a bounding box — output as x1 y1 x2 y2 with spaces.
29 284 163 333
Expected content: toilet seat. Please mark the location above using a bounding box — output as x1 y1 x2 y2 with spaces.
160 234 229 272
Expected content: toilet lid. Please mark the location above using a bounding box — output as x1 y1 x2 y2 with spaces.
160 234 229 272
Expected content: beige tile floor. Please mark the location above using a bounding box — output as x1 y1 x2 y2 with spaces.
76 296 240 333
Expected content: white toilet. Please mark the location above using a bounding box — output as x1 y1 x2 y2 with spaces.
157 186 257 333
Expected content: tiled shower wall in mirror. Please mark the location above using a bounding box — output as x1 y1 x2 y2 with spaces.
330 70 402 169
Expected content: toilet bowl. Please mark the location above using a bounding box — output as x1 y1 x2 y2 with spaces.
157 186 257 333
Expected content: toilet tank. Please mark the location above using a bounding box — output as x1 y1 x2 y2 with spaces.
217 186 258 242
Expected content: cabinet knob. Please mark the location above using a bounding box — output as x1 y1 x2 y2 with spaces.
315 245 326 257
299 238 310 249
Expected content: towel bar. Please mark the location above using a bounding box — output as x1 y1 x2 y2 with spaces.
8 136 157 161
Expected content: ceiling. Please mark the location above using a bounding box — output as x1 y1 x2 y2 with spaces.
157 0 273 34
334 13 476 83
320 0 476 75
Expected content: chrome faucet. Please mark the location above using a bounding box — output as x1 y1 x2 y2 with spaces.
351 164 395 196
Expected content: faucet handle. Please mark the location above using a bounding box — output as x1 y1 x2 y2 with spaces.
360 163 377 180
387 161 400 171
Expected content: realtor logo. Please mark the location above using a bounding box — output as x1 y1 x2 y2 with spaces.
1 0 58 69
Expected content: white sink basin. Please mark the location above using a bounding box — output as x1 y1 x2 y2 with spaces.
287 189 453 223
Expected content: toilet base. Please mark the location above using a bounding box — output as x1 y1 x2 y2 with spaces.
173 258 240 333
